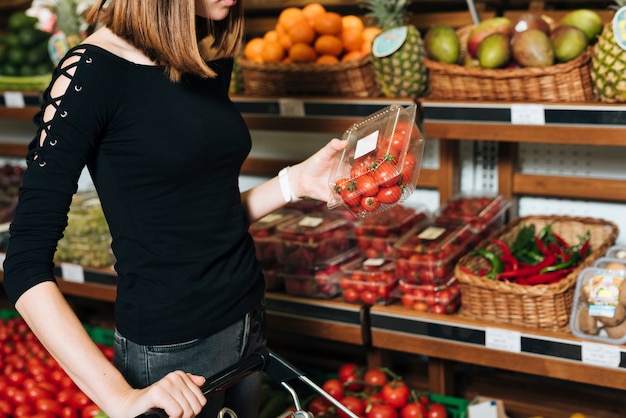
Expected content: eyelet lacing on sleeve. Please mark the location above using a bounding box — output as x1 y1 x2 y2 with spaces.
32 48 92 167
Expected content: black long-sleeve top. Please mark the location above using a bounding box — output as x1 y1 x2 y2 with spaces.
3 45 265 345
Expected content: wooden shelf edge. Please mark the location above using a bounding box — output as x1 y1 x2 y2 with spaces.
513 173 626 202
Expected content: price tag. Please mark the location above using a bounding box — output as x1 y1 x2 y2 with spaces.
510 104 545 125
279 99 305 117
581 341 621 368
354 130 379 159
60 263 85 283
3 92 25 108
298 216 324 228
485 327 521 352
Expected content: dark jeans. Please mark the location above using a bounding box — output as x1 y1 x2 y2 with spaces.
113 304 266 418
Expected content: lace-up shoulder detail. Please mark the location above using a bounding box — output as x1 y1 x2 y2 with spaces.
31 48 92 168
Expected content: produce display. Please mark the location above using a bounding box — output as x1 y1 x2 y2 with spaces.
339 257 398 305
249 207 302 264
0 162 24 224
363 0 428 98
328 104 425 218
307 362 468 418
354 205 429 259
462 223 591 285
54 192 115 269
570 266 626 344
242 3 381 64
0 11 52 79
592 1 626 103
398 276 461 314
424 9 602 69
0 311 109 418
394 222 475 284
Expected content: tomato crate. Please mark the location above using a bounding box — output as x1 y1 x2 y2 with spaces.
354 205 430 259
428 393 470 418
394 221 476 283
397 276 461 314
282 249 359 299
85 325 115 347
250 208 302 263
276 214 355 268
338 257 398 305
435 194 511 242
0 308 21 321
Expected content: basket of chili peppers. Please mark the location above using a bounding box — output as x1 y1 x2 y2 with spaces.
454 215 618 330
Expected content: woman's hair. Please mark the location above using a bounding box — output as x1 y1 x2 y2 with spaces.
85 0 245 82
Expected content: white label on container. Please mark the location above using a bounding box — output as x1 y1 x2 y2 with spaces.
510 104 545 125
279 99 305 117
298 216 324 228
4 92 25 108
363 258 385 267
581 341 621 368
485 327 521 352
258 213 283 223
354 130 379 160
417 226 446 240
60 263 85 283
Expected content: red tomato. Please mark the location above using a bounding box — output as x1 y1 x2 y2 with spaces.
81 404 103 418
363 369 388 388
338 396 365 418
367 403 398 418
36 399 64 416
381 380 410 409
343 288 360 303
427 403 448 418
322 379 344 400
307 396 329 416
401 402 426 418
362 196 380 212
400 152 417 185
355 174 379 197
69 392 91 410
377 185 402 204
60 406 79 418
373 161 400 188
351 155 376 178
13 404 34 418
338 363 363 391
0 399 12 415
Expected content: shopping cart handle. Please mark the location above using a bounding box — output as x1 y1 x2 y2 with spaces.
135 347 272 418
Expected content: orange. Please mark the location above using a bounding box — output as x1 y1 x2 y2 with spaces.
289 42 318 63
341 15 364 33
278 32 293 51
261 40 285 63
243 37 265 62
263 30 279 43
342 50 366 62
362 27 383 53
277 7 306 31
287 20 316 45
313 11 343 36
316 54 340 65
302 3 326 24
341 28 364 53
314 34 343 57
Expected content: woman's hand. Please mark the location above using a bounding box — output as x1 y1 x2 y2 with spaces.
119 371 206 418
290 138 348 202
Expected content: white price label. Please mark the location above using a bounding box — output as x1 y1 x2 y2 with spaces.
298 216 324 228
4 92 25 108
279 99 305 117
581 341 621 368
485 327 521 352
510 104 545 125
60 263 85 283
354 130 379 160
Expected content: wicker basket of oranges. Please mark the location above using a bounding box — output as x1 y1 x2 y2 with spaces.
238 4 382 97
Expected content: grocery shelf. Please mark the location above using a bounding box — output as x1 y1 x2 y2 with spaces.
369 304 626 393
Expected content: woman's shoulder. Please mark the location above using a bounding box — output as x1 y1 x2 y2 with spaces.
77 27 159 68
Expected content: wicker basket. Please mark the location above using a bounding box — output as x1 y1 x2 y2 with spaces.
237 55 380 97
454 215 618 330
424 25 595 102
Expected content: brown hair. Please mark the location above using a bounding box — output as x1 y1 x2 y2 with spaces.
86 0 245 82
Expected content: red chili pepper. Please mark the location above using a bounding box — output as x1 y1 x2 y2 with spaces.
489 238 519 271
534 236 552 257
516 268 574 285
496 254 556 281
552 232 570 249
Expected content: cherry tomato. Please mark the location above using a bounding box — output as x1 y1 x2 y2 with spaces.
381 380 410 409
307 396 329 416
427 403 448 418
367 403 399 418
60 406 79 418
360 289 378 305
400 152 417 185
338 396 365 418
362 196 380 212
81 404 103 418
36 399 64 416
377 185 403 204
401 402 426 418
373 161 400 188
355 174 379 197
338 363 363 391
322 378 344 400
363 369 388 388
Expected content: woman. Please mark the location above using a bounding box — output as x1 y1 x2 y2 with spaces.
2 1 347 417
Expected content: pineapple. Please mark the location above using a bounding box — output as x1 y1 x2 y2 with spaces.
363 0 428 99
591 1 626 103
54 0 83 47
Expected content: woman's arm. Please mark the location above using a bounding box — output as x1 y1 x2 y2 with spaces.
15 282 207 418
242 138 347 223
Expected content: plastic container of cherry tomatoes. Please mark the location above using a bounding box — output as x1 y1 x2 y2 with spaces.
435 193 511 242
394 221 475 284
276 214 355 267
354 204 430 259
327 104 426 218
338 257 398 305
282 249 359 299
250 208 302 264
397 276 461 314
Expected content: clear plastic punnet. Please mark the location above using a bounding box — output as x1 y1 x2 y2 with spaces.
327 104 425 218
